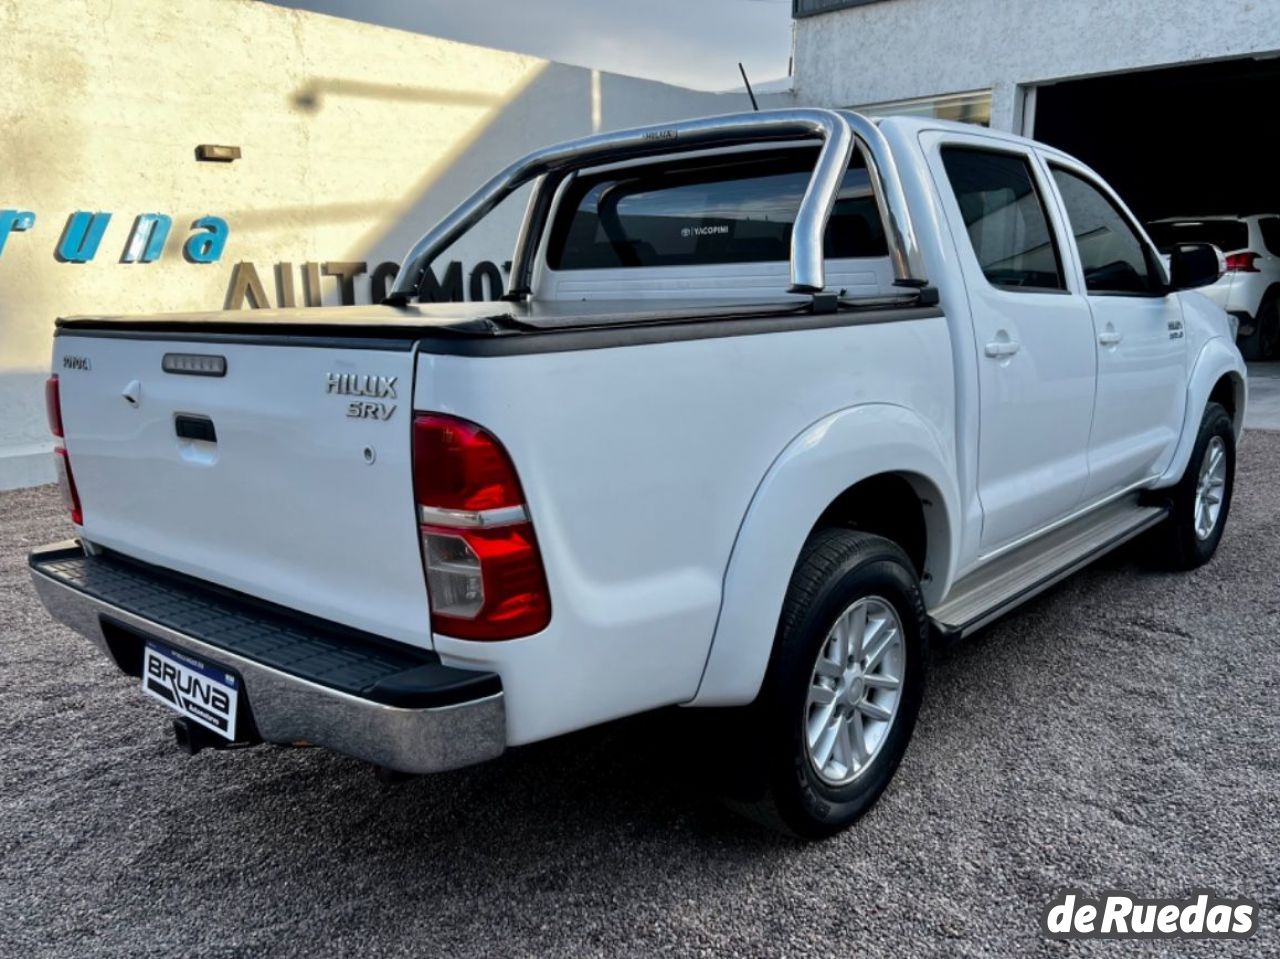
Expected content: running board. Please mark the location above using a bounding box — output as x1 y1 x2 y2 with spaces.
930 496 1168 639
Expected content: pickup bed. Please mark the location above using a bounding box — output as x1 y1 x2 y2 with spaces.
29 109 1247 837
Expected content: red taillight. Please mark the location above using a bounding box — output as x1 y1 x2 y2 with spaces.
413 414 525 510
1225 251 1260 273
413 413 550 640
45 375 64 438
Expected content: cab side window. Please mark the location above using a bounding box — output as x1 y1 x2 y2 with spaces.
1050 167 1160 295
939 146 1065 292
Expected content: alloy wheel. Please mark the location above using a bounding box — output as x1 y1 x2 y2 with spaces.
1194 435 1227 541
803 596 905 786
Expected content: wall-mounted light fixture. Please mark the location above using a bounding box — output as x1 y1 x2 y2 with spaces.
195 144 242 163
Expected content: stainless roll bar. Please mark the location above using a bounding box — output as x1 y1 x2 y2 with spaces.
388 108 928 304
837 110 926 291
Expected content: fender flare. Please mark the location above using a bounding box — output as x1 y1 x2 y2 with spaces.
689 403 960 707
1156 336 1247 487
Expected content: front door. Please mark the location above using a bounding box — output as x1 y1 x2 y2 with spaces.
1045 162 1188 501
931 138 1098 552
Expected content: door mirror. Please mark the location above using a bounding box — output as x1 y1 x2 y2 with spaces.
1168 242 1224 290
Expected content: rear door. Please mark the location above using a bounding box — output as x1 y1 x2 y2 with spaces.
54 332 432 649
928 134 1097 552
1043 160 1187 501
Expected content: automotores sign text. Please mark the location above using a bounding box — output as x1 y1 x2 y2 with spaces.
225 258 507 308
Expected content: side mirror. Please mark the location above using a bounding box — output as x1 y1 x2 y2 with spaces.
1168 242 1224 290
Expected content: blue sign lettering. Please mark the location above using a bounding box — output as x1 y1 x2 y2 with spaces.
122 213 172 263
0 209 229 264
57 211 112 263
0 210 35 256
184 216 228 264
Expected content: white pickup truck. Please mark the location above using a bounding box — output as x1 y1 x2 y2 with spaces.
30 109 1246 837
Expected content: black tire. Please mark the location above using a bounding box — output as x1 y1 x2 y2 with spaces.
726 530 927 838
1238 292 1279 361
1147 402 1235 570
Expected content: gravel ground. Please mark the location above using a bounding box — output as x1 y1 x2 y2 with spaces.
1 436 1278 958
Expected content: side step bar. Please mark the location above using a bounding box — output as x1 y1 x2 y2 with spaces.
930 496 1168 639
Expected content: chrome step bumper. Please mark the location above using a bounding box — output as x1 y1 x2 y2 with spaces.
28 541 505 774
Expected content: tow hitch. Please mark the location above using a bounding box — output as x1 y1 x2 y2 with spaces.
171 717 256 755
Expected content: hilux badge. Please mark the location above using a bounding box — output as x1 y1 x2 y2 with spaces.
326 372 397 421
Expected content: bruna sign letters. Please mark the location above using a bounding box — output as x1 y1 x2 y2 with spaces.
0 209 227 263
0 208 506 308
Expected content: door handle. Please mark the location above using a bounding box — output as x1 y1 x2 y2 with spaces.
175 413 217 443
984 339 1020 358
1098 330 1123 347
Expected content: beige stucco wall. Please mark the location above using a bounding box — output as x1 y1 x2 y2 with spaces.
0 0 768 488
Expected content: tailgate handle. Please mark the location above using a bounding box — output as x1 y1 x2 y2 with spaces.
175 414 217 443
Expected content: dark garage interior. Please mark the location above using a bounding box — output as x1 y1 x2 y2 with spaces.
1034 56 1280 223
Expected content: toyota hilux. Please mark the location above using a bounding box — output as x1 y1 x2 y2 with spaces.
29 109 1247 837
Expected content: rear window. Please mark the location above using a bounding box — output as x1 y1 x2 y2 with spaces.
1260 218 1280 256
1146 220 1249 253
546 149 888 271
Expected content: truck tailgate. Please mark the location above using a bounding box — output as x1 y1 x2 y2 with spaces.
53 332 432 650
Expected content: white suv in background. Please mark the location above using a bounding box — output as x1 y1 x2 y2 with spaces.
1148 215 1280 360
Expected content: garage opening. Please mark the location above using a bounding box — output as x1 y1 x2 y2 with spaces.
1034 55 1280 360
1033 56 1280 222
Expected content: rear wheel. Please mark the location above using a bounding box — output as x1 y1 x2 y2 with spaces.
727 530 927 838
1238 293 1279 360
1148 402 1235 569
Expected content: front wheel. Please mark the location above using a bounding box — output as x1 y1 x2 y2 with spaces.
729 530 927 838
1148 402 1235 569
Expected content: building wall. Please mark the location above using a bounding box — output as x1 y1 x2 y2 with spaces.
794 0 1280 129
0 0 771 489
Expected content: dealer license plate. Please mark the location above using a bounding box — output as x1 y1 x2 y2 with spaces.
141 641 240 740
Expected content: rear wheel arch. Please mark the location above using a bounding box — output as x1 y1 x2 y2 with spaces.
810 471 951 593
722 528 928 837
692 405 959 708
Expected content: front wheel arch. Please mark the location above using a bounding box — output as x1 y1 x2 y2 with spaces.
1146 402 1235 569
1155 340 1246 488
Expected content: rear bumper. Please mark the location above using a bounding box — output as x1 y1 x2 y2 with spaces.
28 541 505 774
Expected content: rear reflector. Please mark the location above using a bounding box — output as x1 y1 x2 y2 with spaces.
46 375 81 525
1225 251 1260 273
53 446 83 526
413 413 551 640
45 375 63 438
